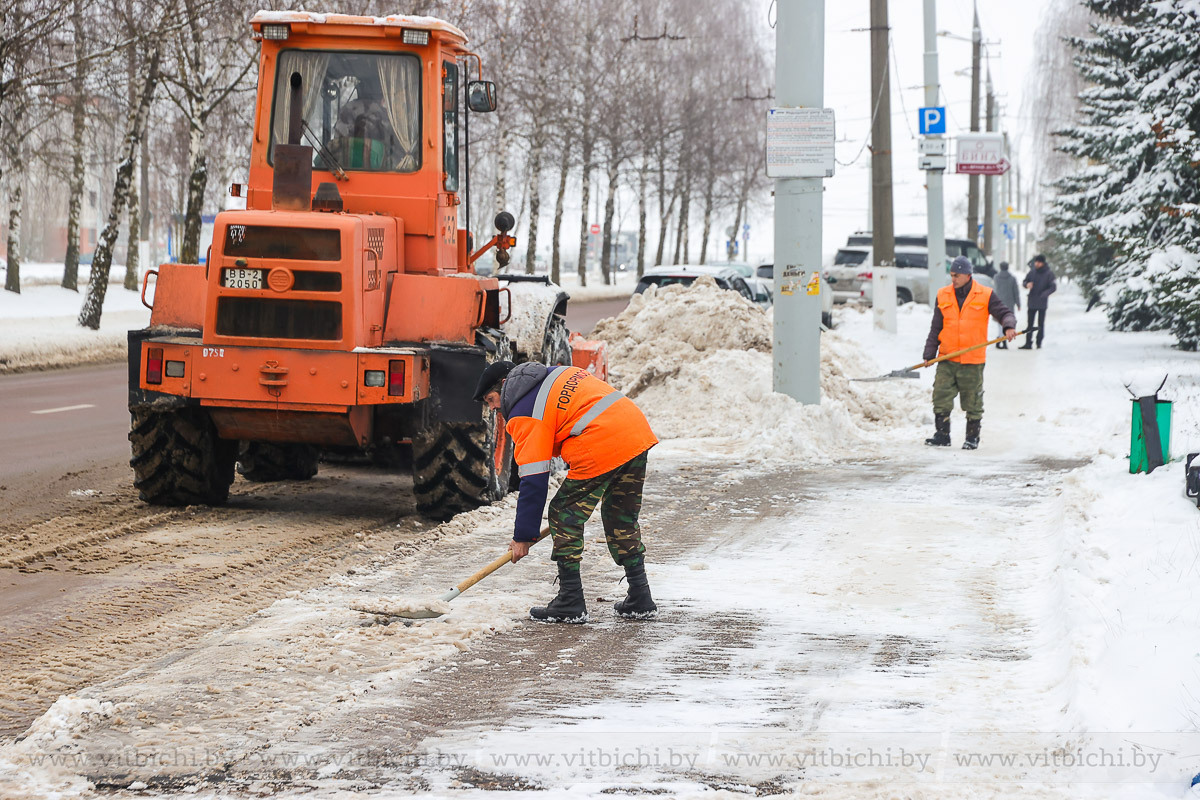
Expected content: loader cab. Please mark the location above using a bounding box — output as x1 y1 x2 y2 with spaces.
243 12 492 275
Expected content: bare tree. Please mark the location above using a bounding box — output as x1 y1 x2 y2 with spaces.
166 0 257 264
80 45 161 329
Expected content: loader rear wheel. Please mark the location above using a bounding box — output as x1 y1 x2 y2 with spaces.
237 442 320 482
129 408 237 506
411 409 514 521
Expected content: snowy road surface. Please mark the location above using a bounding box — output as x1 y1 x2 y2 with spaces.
2 284 1199 799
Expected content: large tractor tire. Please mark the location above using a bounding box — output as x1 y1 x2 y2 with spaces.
130 408 237 506
237 442 320 482
412 409 514 521
541 314 572 367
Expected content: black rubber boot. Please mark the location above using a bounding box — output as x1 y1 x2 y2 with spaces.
614 562 658 620
530 564 588 624
963 419 981 450
996 340 1007 349
924 413 951 447
1018 341 1034 350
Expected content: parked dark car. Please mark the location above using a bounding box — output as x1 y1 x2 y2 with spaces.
635 265 759 305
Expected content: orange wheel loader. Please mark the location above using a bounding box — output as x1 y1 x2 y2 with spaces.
129 12 593 520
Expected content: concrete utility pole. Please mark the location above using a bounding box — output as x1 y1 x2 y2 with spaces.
983 70 995 255
1005 134 1013 265
923 0 946 307
966 4 981 244
869 0 894 268
772 0 825 405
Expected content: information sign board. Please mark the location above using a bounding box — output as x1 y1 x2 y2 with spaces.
766 108 836 178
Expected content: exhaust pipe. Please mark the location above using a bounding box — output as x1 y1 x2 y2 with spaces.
273 71 313 211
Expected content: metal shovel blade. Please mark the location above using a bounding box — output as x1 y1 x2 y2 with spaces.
852 369 921 382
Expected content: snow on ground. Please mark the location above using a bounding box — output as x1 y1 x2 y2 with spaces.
0 262 149 374
2 277 1200 798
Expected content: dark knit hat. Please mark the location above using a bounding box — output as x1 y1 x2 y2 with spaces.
950 255 973 275
999 261 1010 271
473 360 515 401
1033 253 1046 264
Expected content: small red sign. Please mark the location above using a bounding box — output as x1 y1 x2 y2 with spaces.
589 224 601 235
957 157 1011 176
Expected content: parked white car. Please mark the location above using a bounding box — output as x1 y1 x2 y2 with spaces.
860 255 993 305
824 246 941 304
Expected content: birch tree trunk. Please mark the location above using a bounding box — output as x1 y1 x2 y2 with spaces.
494 118 510 218
524 135 543 275
80 49 161 330
575 133 593 287
125 166 140 290
180 121 207 265
4 100 26 295
699 177 714 265
62 0 88 291
637 163 647 278
550 137 571 285
599 154 618 285
654 160 674 266
142 144 154 266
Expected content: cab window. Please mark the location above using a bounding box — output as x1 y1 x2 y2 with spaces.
270 50 422 174
443 61 459 191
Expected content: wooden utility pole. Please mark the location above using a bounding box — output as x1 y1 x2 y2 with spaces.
869 0 894 267
966 4 981 244
983 70 995 255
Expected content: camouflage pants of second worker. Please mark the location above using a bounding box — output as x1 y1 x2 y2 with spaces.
932 361 986 420
548 451 648 572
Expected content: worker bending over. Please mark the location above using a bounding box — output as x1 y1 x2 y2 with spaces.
473 361 659 623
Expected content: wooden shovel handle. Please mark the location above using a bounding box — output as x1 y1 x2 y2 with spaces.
910 327 1036 371
454 525 550 594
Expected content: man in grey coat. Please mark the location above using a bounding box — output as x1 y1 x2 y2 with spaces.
1019 254 1057 349
992 262 1021 349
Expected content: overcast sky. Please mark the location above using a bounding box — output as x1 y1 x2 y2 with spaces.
748 0 1054 263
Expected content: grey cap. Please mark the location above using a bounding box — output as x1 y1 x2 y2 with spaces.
472 360 515 402
950 255 973 275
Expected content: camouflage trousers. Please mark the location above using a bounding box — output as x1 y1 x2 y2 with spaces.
931 361 986 420
548 451 649 572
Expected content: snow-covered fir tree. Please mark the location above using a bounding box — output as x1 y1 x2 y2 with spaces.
1048 0 1200 347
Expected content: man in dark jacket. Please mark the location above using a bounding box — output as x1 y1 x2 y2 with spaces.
923 256 1017 449
992 262 1021 349
1019 254 1056 349
473 360 659 624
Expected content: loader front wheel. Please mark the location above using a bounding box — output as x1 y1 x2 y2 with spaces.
542 314 572 367
237 442 320 482
411 409 514 521
130 408 237 506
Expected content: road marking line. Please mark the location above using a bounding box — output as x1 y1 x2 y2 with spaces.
31 404 96 415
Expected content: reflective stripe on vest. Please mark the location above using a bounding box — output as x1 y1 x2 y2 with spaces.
532 366 573 421
569 390 625 437
518 459 552 477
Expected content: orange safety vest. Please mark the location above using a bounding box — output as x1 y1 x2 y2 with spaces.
936 281 993 365
506 366 658 481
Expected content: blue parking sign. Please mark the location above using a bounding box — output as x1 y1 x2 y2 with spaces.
919 107 946 135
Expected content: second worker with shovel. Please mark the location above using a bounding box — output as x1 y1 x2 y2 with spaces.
473 360 659 623
923 256 1018 450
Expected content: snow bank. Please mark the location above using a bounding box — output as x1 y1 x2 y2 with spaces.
0 264 149 374
592 277 925 464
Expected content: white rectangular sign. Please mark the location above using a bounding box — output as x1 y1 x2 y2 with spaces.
955 132 1005 167
766 107 836 178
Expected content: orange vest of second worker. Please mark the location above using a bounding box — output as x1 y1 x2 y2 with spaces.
935 282 994 365
506 366 658 481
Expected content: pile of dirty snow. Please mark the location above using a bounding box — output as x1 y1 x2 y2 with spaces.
592 277 925 463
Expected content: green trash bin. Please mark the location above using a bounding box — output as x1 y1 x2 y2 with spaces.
1129 396 1171 474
